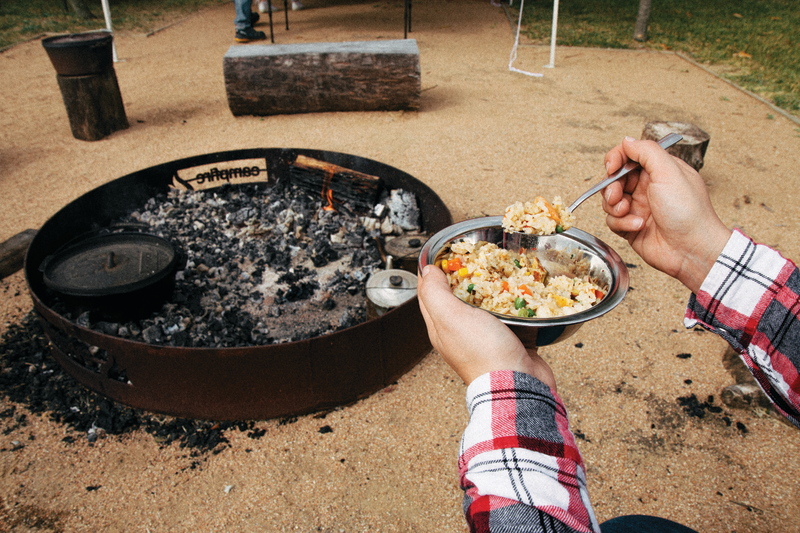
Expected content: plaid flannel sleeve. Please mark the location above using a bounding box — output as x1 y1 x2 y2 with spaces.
459 371 600 533
685 229 800 428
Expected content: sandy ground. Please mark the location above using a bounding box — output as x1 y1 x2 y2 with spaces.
2 0 800 531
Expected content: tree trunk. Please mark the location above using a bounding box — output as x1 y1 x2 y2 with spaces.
634 0 651 42
66 0 96 19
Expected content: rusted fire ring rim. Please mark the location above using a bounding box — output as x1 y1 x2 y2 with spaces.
24 148 453 421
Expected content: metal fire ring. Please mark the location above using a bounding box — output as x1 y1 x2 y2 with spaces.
25 148 452 421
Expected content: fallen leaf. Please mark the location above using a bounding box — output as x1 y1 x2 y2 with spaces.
734 51 752 59
733 12 743 18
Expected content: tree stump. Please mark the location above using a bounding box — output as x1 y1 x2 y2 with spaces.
56 68 129 141
641 121 710 170
223 40 421 116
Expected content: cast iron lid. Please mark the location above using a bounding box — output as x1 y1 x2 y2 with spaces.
41 232 178 297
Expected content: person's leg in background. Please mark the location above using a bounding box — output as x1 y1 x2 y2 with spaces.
234 0 266 42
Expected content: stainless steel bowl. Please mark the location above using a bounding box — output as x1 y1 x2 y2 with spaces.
418 216 629 347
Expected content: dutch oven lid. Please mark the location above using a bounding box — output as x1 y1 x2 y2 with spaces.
365 269 417 309
383 234 425 262
41 232 178 297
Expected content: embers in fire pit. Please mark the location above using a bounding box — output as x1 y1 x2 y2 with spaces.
45 176 423 349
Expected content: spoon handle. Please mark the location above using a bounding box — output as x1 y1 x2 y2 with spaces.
567 133 683 212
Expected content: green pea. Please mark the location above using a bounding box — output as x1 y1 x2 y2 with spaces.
556 225 564 233
514 297 526 310
467 283 475 293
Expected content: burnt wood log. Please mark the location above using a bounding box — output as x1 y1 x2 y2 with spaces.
56 68 129 141
642 121 710 171
1 229 37 279
223 40 421 116
290 155 382 214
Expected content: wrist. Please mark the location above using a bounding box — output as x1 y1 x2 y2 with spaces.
678 225 733 294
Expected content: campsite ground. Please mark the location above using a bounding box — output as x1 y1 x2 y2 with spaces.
1 1 800 530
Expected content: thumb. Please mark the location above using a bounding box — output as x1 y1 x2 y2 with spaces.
418 265 458 320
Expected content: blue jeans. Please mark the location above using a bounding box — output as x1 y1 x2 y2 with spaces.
234 0 253 29
601 515 699 533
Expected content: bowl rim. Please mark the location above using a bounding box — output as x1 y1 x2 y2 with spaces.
418 216 629 328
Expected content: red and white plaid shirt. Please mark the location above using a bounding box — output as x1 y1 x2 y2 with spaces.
458 230 800 532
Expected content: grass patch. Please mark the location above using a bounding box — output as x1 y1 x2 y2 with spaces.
0 0 226 50
519 0 799 116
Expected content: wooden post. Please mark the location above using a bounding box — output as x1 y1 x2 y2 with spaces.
642 121 710 171
0 229 37 279
223 40 421 116
56 68 129 141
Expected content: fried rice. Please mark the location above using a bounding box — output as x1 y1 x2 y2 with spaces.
502 196 575 235
439 240 604 318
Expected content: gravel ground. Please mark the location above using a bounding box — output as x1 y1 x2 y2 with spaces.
1 0 800 531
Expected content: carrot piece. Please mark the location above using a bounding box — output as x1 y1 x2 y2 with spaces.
519 284 533 296
535 196 562 224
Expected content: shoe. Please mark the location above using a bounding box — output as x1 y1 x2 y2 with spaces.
258 0 279 12
250 12 260 25
291 0 304 10
235 27 267 42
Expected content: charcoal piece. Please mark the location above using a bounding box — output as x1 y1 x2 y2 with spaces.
142 325 163 344
322 247 339 261
312 255 329 267
284 281 319 302
170 330 189 347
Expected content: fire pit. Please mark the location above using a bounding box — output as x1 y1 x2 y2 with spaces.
25 149 451 420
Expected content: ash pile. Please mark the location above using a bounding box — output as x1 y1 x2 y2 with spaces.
47 177 423 348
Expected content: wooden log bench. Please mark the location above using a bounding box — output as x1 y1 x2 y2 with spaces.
223 40 421 116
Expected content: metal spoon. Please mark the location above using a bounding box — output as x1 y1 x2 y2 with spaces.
564 132 682 213
503 132 683 276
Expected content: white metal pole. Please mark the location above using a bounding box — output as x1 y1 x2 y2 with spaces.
100 0 118 62
545 0 559 68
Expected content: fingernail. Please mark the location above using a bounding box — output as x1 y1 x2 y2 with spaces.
633 217 643 230
422 265 435 277
605 161 610 171
624 136 636 142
